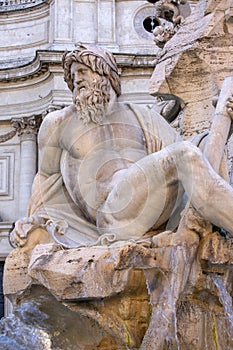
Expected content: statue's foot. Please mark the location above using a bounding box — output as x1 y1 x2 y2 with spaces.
151 230 175 248
226 95 233 118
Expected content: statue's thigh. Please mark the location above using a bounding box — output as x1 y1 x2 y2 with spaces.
97 149 179 239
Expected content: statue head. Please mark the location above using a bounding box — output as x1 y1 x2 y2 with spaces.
62 43 121 124
62 43 121 97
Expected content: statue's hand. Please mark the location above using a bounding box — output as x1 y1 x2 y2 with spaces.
10 215 44 248
226 96 233 119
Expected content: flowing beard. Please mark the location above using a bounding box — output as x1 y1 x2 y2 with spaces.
74 78 110 124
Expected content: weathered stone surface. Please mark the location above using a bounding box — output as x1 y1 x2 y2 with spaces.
3 248 32 301
199 233 233 271
3 232 233 349
4 242 153 349
150 0 233 138
26 241 173 301
28 243 148 300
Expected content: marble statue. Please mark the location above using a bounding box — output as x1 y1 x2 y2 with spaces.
151 0 191 48
10 43 233 252
3 1 233 347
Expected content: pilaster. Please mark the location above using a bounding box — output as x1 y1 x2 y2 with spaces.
97 0 117 48
11 115 42 217
52 0 73 46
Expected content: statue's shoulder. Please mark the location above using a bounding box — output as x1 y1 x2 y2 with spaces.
42 105 76 126
38 105 76 142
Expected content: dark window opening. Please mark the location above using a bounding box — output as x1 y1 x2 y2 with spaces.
0 261 4 318
143 16 160 33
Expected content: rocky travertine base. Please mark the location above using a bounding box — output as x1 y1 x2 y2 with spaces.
150 0 233 139
3 232 233 349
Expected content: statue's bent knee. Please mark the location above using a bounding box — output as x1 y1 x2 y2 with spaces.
177 141 203 165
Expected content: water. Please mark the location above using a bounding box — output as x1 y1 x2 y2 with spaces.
211 274 233 331
142 268 180 350
0 287 104 350
0 302 53 350
141 237 200 350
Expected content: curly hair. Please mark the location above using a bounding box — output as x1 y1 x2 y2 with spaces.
62 43 121 97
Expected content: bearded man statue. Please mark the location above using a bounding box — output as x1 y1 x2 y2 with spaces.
10 43 233 253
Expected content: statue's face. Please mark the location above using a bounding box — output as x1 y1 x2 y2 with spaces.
70 61 111 124
71 62 100 97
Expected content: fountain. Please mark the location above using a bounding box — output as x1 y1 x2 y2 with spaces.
2 0 233 349
211 274 233 336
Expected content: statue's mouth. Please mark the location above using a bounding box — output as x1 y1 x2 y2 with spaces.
77 81 89 92
78 85 86 92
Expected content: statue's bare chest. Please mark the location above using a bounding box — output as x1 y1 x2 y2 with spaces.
61 119 146 160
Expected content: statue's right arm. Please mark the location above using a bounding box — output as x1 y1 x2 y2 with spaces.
37 110 67 177
11 108 70 248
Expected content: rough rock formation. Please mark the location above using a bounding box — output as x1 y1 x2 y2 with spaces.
3 232 233 349
150 0 233 138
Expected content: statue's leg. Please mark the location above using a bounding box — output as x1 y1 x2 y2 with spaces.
173 142 233 236
96 143 182 240
97 141 233 240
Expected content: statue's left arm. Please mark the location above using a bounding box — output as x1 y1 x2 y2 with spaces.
204 77 233 173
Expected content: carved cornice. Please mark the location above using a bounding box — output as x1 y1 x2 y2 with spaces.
0 50 156 84
0 61 50 85
115 53 156 68
0 0 52 13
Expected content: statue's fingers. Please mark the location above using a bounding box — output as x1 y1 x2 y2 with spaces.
226 102 233 109
14 222 24 238
227 107 233 119
10 231 20 247
15 234 27 247
226 100 233 110
227 97 233 104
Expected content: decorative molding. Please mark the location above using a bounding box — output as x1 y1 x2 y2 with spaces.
0 222 14 258
11 115 42 139
0 21 50 52
0 0 50 12
115 53 156 68
0 62 49 84
0 50 156 84
0 152 14 200
0 129 17 144
0 115 43 143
